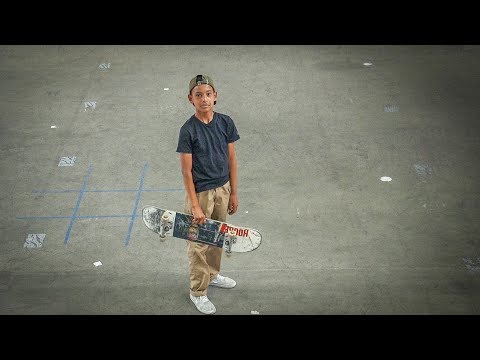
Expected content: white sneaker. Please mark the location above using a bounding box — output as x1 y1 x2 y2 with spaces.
190 294 216 314
209 274 236 289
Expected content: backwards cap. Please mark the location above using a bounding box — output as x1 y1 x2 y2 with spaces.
189 74 215 93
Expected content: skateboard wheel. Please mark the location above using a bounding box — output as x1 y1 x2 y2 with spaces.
224 237 232 256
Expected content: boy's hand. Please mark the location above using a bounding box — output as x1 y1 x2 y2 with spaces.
192 206 206 224
228 194 238 215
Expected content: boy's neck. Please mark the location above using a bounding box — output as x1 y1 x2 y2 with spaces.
195 111 214 124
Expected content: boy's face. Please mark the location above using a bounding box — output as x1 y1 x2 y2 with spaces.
188 84 217 113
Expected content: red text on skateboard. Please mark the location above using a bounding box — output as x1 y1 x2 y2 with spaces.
220 224 248 237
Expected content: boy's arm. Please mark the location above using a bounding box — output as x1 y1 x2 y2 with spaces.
179 153 206 224
227 142 238 215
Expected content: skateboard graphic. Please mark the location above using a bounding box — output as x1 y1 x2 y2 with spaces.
142 206 262 255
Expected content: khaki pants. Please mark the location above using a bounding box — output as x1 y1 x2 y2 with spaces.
184 181 231 296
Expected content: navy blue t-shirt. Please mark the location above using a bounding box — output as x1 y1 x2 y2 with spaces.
176 112 240 193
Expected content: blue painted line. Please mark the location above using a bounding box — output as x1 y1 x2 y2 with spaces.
87 189 141 193
125 163 148 246
17 214 142 220
143 189 184 192
32 188 183 194
77 214 141 219
32 190 79 194
18 163 183 244
17 216 72 219
64 165 93 245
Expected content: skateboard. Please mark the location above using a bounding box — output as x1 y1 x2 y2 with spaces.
141 206 262 255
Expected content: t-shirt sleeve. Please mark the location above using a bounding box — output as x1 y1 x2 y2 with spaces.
176 126 192 153
227 117 240 143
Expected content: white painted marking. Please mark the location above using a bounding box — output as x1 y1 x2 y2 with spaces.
93 261 102 267
384 105 399 112
414 164 432 177
84 101 97 111
24 234 46 248
245 211 248 214
463 257 480 273
163 88 169 91
98 63 111 69
251 310 260 314
380 176 392 182
51 125 57 129
363 62 373 66
58 156 76 166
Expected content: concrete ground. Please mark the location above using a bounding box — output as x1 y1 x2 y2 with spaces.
0 45 479 315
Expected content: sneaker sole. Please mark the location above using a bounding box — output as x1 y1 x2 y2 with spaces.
209 282 236 289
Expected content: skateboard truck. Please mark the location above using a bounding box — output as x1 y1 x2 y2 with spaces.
159 212 173 241
224 228 237 257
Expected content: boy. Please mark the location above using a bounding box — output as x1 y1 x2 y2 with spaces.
176 75 240 314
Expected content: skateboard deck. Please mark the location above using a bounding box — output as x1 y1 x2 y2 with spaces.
142 206 262 255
